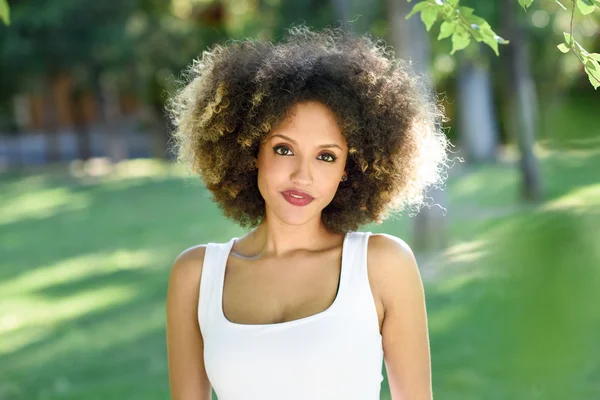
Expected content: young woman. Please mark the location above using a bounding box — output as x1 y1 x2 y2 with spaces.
165 26 449 400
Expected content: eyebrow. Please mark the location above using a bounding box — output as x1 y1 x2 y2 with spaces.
269 134 343 151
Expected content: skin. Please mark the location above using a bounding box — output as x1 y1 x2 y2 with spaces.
166 101 432 399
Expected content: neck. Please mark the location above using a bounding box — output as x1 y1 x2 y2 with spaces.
239 217 342 259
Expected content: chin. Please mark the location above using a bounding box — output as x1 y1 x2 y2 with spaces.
268 201 322 226
274 209 318 226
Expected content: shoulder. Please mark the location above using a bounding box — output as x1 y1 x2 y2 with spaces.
366 233 418 275
170 244 208 283
167 244 210 304
366 233 423 311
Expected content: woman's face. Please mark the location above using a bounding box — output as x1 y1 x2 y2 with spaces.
256 101 348 228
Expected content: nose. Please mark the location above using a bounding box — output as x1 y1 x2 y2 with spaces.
290 157 313 186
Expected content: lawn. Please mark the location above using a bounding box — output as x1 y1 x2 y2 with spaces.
0 148 599 400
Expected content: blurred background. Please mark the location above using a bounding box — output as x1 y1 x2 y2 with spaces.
1 0 599 399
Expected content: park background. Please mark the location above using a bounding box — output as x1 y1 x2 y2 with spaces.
1 0 599 399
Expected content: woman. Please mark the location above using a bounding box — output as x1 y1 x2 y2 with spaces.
165 26 449 400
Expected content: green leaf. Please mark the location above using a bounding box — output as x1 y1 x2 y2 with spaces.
557 43 571 53
450 32 471 54
458 6 475 17
0 0 10 26
438 20 455 40
519 0 535 10
421 7 439 31
577 0 595 15
589 53 600 62
586 60 597 72
585 68 600 89
406 2 430 19
564 32 572 44
483 35 500 56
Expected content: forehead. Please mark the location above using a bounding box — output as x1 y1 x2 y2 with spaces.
268 101 346 145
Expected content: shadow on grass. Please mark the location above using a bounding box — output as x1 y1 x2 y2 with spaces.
0 170 245 399
0 173 243 283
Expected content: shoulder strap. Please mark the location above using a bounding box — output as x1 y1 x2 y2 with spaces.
342 231 380 336
197 239 235 336
344 231 372 281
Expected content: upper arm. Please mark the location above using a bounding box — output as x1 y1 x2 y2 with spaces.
166 245 212 400
369 233 432 400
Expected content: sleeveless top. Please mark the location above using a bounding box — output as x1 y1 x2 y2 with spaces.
198 231 384 400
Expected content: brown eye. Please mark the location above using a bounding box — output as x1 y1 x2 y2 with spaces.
273 145 293 156
318 153 336 163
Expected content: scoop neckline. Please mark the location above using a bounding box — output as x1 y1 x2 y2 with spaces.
219 231 352 328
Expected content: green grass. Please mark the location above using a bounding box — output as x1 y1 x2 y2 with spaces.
1 149 599 400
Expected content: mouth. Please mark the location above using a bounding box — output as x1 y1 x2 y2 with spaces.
281 190 314 207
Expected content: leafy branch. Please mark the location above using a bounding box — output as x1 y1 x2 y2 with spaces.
555 0 600 88
406 0 508 55
408 0 600 89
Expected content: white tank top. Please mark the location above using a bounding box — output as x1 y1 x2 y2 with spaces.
198 231 384 400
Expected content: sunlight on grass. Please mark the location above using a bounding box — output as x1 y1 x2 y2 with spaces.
428 304 468 335
68 158 188 182
0 284 138 354
420 239 488 281
449 166 518 207
542 183 600 213
0 249 158 296
0 187 90 224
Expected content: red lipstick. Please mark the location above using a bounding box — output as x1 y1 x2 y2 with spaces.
281 189 314 207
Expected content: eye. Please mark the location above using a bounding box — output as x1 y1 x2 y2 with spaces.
318 153 337 163
273 145 293 156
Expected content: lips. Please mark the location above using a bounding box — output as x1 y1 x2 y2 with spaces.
281 189 314 207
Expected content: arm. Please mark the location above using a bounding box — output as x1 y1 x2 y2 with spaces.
166 245 213 400
369 234 433 400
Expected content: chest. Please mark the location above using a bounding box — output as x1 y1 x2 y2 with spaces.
222 250 343 325
221 249 385 332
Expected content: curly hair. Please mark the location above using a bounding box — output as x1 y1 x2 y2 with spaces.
167 25 450 234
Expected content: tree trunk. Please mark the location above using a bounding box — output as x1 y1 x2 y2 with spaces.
500 1 543 202
42 75 61 164
143 102 172 160
70 87 92 161
386 0 447 252
457 55 499 163
12 94 30 169
94 70 128 164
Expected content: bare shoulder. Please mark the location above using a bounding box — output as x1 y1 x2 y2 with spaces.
366 233 423 311
169 244 208 284
166 244 209 323
367 233 416 264
367 232 419 277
